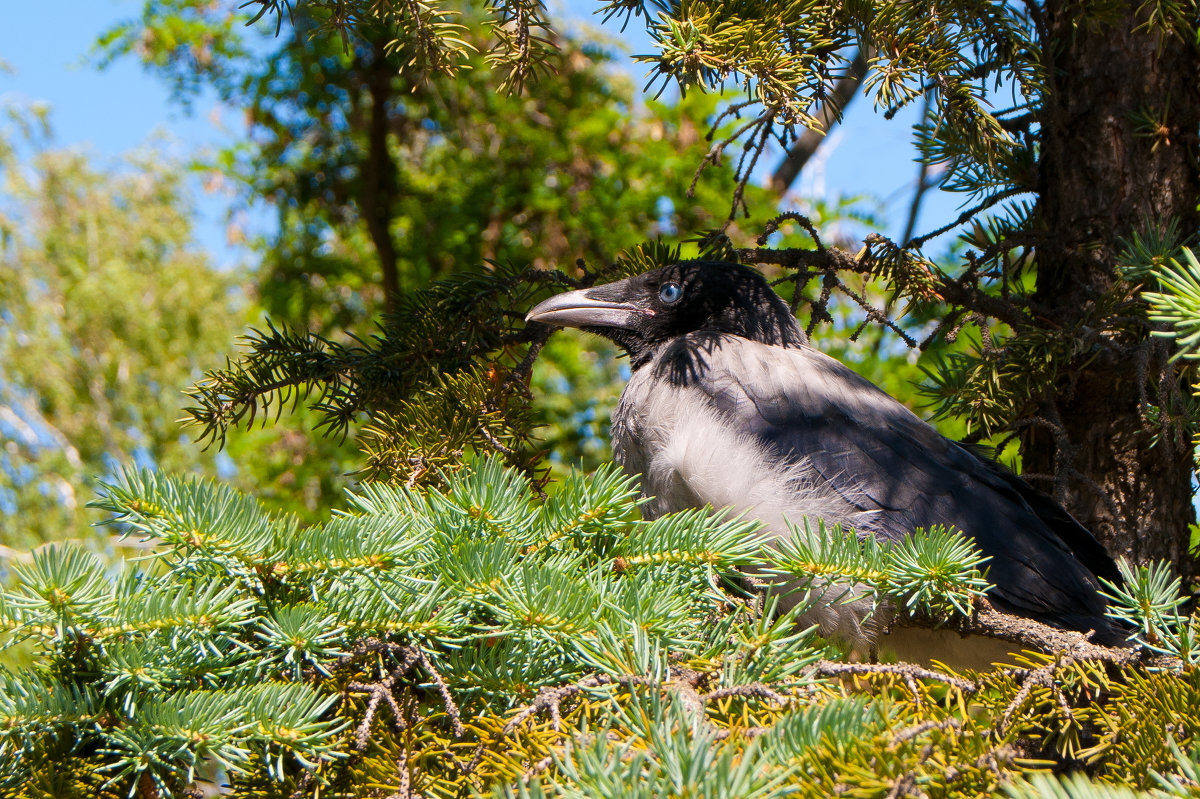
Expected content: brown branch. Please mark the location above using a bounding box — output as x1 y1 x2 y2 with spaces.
729 112 776 221
668 666 709 722
383 744 414 799
702 683 790 705
331 636 468 788
747 228 1034 325
413 647 465 738
737 244 858 272
885 773 919 799
347 649 421 749
476 423 517 457
891 717 962 747
501 673 657 736
522 755 554 782
745 243 927 345
905 188 1027 250
998 656 1080 736
689 108 763 199
500 667 796 755
806 659 978 694
505 325 551 388
899 602 1150 668
757 212 825 250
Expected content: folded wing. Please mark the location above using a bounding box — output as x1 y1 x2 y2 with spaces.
655 334 1122 641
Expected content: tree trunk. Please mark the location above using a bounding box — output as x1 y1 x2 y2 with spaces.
362 42 401 312
1027 2 1200 575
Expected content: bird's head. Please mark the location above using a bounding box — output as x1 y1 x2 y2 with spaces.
526 261 807 367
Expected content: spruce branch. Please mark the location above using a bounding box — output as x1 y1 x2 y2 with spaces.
182 263 561 487
766 519 991 625
899 602 1148 668
6 460 1200 796
485 0 558 93
1145 247 1200 360
1100 560 1197 663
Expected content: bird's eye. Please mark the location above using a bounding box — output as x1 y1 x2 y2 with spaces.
659 282 682 304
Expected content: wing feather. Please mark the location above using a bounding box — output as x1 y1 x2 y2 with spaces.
650 334 1120 635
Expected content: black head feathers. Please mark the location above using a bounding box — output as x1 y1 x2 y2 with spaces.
526 261 807 367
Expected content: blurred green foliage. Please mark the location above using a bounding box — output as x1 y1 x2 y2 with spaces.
0 103 364 547
95 2 833 486
97 3 771 325
0 106 237 548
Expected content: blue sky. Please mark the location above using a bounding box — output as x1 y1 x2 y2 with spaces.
0 1 961 268
0 3 211 155
0 2 246 267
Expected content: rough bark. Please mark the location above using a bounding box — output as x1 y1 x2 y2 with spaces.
1027 3 1200 575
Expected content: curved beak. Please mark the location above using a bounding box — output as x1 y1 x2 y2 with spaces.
525 285 646 330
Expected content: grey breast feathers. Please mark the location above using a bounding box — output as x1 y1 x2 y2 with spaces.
610 332 1117 632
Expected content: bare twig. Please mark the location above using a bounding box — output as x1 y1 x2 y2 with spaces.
347 648 421 749
905 188 1028 250
758 212 825 250
998 656 1075 735
383 744 413 799
501 673 656 736
806 659 978 694
891 717 962 747
738 242 1030 330
702 683 790 705
885 772 919 799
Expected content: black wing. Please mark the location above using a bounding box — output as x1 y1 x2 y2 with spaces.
658 333 1124 641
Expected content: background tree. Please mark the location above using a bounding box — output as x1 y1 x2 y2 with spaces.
0 105 257 548
172 0 1199 576
98 0 819 484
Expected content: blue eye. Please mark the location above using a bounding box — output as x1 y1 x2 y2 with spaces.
659 282 682 303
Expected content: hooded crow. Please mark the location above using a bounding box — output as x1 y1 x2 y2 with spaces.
526 260 1126 649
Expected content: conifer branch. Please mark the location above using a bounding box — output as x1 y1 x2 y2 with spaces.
897 602 1149 668
6 461 1200 795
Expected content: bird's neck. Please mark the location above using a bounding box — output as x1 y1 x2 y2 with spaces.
623 323 808 374
584 327 657 369
626 339 661 371
628 331 798 386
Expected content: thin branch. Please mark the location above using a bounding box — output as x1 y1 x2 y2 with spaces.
906 188 1028 249
728 111 776 222
757 212 824 250
806 659 977 694
900 602 1150 668
999 657 1076 735
501 673 656 736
